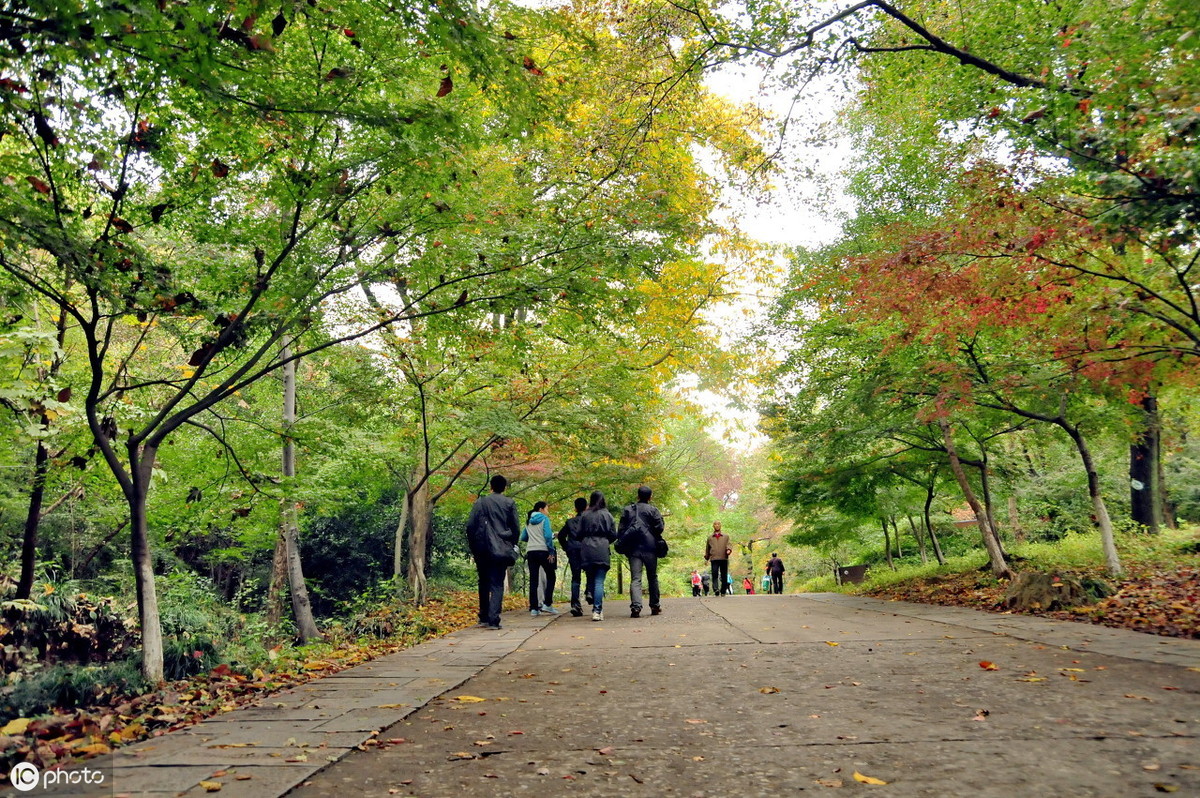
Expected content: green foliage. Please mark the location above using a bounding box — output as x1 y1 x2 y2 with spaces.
0 660 148 719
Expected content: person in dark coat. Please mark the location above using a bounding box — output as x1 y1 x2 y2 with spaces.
578 490 616 621
556 497 588 616
617 485 666 618
465 474 521 630
766 552 786 594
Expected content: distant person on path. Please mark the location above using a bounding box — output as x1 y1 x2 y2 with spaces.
704 521 731 598
557 497 588 616
743 576 754 594
700 571 712 596
767 552 786 594
726 572 733 595
690 569 702 597
465 474 521 630
578 490 617 622
521 501 557 616
618 485 666 618
761 571 771 593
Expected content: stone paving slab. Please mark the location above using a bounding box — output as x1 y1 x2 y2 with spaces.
10 595 1197 798
288 595 1200 798
0 614 555 798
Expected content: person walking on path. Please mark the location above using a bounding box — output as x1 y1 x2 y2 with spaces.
761 571 771 594
700 570 711 596
578 490 616 621
556 497 588 616
690 569 702 597
617 485 666 618
704 521 732 598
522 501 558 616
766 552 786 594
465 474 521 630
743 576 754 594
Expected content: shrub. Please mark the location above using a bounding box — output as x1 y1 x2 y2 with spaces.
0 660 148 719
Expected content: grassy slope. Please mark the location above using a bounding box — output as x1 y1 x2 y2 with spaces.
795 527 1200 639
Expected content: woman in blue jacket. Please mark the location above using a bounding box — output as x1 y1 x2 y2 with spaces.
521 501 558 616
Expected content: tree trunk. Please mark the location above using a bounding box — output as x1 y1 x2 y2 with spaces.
408 478 431 606
128 447 164 682
907 515 928 564
881 518 894 570
890 516 902 558
393 486 410 579
281 348 321 641
16 438 51 600
923 480 946 565
1129 393 1162 533
1063 423 1123 577
938 418 1011 578
265 533 288 627
1007 494 1025 544
977 458 1000 545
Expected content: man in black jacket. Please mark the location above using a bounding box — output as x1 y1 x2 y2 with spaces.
556 497 589 616
617 485 666 618
465 474 521 629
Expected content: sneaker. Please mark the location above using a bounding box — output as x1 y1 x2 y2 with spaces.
530 609 540 617
540 605 559 615
650 606 662 616
570 605 583 617
486 623 502 630
592 610 603 622
630 608 641 618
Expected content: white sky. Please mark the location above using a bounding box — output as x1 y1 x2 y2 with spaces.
681 64 854 450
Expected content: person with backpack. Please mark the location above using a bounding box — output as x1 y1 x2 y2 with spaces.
690 569 702 597
766 552 786 594
556 497 588 616
700 570 711 596
616 485 666 618
521 501 558 616
465 474 521 630
578 490 617 621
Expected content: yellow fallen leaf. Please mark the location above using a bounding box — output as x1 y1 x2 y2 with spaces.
1 718 32 735
685 719 707 724
77 743 111 755
455 696 487 703
199 780 223 792
376 703 407 709
853 771 888 785
759 687 780 694
825 641 839 647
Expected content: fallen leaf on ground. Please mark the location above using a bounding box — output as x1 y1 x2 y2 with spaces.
199 781 222 792
979 661 998 671
685 719 707 724
815 778 843 787
825 641 839 647
1153 784 1179 793
853 771 888 785
759 686 780 694
454 696 486 703
448 752 477 761
597 746 614 755
1 718 31 735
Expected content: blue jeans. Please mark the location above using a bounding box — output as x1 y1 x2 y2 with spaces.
586 564 609 612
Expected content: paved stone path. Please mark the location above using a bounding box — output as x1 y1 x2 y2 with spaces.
14 595 1199 797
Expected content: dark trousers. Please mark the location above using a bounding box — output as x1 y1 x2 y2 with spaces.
475 558 507 626
710 559 728 596
527 550 556 609
692 584 701 597
771 573 784 594
568 552 583 607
